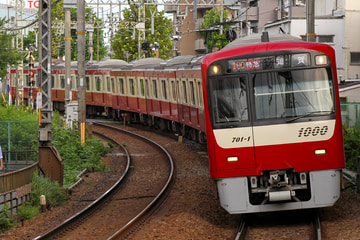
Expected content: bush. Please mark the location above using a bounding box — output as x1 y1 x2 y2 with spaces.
343 125 360 172
0 204 16 233
30 172 67 208
17 202 39 220
52 111 109 187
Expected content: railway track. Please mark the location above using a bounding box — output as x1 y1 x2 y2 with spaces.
236 209 322 240
33 122 175 240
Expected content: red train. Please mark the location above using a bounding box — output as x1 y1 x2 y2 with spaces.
9 33 345 214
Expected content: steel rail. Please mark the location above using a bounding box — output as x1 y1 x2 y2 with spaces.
92 122 176 240
33 130 131 240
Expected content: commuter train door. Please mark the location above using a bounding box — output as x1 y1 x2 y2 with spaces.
209 74 256 170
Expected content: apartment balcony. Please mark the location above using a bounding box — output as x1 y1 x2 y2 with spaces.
247 7 259 21
195 38 206 52
197 0 213 10
164 2 177 13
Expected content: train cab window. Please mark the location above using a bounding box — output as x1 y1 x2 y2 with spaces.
210 76 248 124
152 79 158 99
171 80 176 102
182 80 187 104
129 78 136 95
86 76 90 91
60 76 65 89
111 77 116 93
189 81 195 105
161 79 167 100
95 76 102 91
139 79 145 97
253 68 334 120
197 81 203 107
106 77 111 92
119 78 125 94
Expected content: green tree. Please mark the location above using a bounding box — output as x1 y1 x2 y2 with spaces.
0 18 23 78
51 1 107 61
199 8 232 52
112 4 172 61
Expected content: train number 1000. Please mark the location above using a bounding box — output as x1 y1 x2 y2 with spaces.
298 126 328 137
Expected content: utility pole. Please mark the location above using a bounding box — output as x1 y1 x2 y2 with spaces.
306 0 315 42
77 0 86 145
38 0 64 185
64 0 76 128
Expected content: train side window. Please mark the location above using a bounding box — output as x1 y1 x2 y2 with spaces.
189 80 195 105
197 81 203 107
106 77 111 92
161 79 167 100
51 75 55 89
111 77 116 93
129 78 135 95
86 76 90 91
71 75 76 90
26 75 29 87
171 80 176 102
145 79 150 97
119 78 125 94
139 79 145 97
152 79 158 99
95 76 102 91
60 76 65 89
182 80 187 104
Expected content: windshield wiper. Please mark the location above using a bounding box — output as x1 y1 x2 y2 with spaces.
286 111 333 123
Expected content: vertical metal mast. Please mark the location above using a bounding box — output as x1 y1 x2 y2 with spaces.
77 0 86 144
38 0 52 147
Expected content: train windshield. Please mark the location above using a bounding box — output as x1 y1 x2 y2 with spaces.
253 67 334 121
208 67 335 128
211 76 249 125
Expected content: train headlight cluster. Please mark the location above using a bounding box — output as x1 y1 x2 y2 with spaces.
315 55 328 65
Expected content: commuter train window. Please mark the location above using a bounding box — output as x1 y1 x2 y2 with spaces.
140 79 145 97
60 76 65 89
111 78 116 93
197 81 203 107
253 68 334 120
182 81 187 104
129 78 135 95
171 80 176 102
211 76 248 124
106 77 111 92
119 78 125 94
86 76 90 91
189 81 195 105
70 75 77 90
51 75 55 89
145 79 150 97
161 80 167 100
95 76 102 91
152 79 158 99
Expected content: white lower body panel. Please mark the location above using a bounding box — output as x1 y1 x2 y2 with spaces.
216 169 342 214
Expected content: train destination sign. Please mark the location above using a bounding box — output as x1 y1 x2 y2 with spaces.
228 53 311 73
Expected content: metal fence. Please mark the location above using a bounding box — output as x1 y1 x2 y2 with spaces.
341 103 360 128
0 121 38 166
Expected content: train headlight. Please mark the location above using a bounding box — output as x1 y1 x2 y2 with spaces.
315 55 328 65
210 64 221 75
227 156 238 162
315 149 326 155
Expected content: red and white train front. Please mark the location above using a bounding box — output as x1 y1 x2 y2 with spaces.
201 41 345 214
